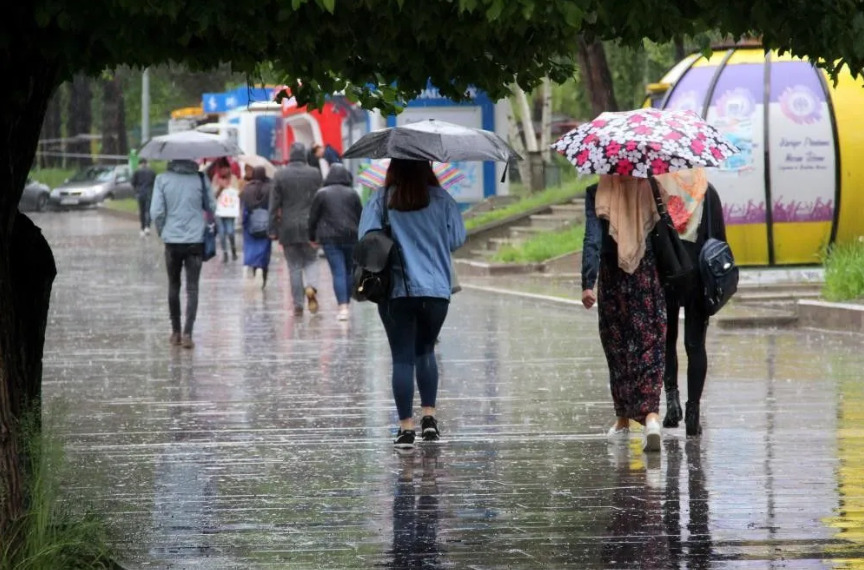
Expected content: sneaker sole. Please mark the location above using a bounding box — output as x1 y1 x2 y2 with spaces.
643 432 661 452
393 442 415 449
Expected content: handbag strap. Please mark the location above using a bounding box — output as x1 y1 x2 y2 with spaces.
648 176 673 226
198 172 213 216
703 186 714 240
380 186 411 297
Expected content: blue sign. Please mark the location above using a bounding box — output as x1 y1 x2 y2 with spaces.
202 86 276 114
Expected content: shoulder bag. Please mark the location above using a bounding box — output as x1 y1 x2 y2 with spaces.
199 173 218 262
699 189 739 315
352 188 409 304
649 176 695 293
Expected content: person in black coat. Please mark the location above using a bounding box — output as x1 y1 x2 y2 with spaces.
661 180 726 437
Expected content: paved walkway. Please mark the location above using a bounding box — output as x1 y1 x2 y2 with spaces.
35 209 864 568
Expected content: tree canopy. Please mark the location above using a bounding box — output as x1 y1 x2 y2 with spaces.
11 0 864 117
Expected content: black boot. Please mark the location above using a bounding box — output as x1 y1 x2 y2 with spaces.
663 388 682 428
222 251 229 263
685 401 702 437
261 268 268 290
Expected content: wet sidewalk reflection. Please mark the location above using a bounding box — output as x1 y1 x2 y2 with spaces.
32 210 864 568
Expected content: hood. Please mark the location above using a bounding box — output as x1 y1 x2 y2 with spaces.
289 142 308 162
323 163 353 187
167 159 201 174
251 166 268 181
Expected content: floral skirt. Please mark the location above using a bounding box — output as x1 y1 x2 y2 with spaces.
598 251 667 425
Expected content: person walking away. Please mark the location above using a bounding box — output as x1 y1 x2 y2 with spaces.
308 163 363 321
656 169 726 437
581 175 667 453
212 160 240 263
132 158 157 238
241 166 273 289
358 159 467 449
150 159 216 349
270 142 323 316
307 144 324 172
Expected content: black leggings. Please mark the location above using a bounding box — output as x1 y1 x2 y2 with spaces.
665 288 709 403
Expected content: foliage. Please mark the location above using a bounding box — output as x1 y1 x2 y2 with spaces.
28 169 75 190
493 223 585 263
822 241 864 302
1 406 115 569
465 178 593 231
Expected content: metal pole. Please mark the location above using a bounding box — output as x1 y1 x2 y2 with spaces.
141 68 150 144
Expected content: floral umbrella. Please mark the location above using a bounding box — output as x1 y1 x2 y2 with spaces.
552 109 739 178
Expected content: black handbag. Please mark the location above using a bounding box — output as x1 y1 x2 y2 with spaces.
649 176 694 292
699 189 739 315
352 188 409 304
198 173 218 262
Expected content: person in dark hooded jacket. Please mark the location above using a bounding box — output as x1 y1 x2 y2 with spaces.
241 166 273 289
308 164 363 320
270 142 323 315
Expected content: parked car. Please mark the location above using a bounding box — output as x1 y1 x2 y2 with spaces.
49 165 134 208
19 178 51 212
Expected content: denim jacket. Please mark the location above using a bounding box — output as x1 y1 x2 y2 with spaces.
359 186 466 300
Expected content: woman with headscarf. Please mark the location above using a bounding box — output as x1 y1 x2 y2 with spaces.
241 166 273 289
581 175 666 453
655 169 726 437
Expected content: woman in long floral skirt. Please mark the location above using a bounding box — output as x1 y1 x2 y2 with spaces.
581 175 667 452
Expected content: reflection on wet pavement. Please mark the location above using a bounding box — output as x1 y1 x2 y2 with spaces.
33 210 864 567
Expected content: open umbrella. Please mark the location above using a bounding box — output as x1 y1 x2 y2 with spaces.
552 109 739 177
139 130 243 161
239 154 277 178
343 119 521 163
357 159 466 191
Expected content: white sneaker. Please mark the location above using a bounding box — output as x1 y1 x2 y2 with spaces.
139 230 146 238
337 305 349 321
144 227 151 237
607 425 630 443
642 419 662 453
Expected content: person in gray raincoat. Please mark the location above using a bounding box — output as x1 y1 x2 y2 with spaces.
270 142 323 315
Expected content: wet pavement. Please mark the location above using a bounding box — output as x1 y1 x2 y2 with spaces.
34 209 864 568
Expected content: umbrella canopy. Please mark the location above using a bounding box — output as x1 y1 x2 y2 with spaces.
356 159 467 191
343 119 521 162
239 154 277 178
552 109 739 178
139 130 243 161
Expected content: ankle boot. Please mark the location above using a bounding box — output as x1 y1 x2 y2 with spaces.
663 388 682 428
685 401 702 437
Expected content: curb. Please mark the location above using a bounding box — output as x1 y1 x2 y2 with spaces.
798 299 864 334
460 283 584 308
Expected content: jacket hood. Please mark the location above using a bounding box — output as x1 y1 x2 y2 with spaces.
167 159 201 175
323 163 353 187
289 142 307 162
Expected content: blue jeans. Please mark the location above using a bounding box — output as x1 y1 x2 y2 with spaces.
217 217 236 254
378 298 449 420
322 243 355 305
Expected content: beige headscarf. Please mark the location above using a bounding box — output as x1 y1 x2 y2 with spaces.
655 168 708 243
595 175 660 274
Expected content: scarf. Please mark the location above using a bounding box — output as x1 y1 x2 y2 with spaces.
595 175 660 274
655 168 708 242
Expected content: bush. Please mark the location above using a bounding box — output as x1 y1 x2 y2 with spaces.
1 406 116 570
493 223 585 263
822 240 864 302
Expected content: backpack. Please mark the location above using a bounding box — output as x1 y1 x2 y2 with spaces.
248 207 269 239
352 188 408 304
699 190 738 315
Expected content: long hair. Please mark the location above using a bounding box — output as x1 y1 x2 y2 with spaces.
384 159 439 212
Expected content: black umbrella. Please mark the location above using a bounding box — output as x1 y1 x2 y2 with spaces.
342 119 521 162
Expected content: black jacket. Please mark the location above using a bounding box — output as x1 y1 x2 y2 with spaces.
581 183 726 290
308 165 363 244
270 143 323 244
132 166 156 198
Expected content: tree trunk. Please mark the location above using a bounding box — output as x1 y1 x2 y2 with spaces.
539 76 553 163
66 74 93 168
101 74 128 158
38 91 62 169
576 36 619 116
0 55 59 547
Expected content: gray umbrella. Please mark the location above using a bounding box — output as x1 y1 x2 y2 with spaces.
139 130 243 160
342 119 521 162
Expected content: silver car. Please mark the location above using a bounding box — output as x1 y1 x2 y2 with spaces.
19 178 51 212
50 165 134 208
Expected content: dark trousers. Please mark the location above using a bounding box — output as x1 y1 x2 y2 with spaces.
137 193 151 230
322 243 355 305
665 288 709 403
165 244 203 335
378 298 449 420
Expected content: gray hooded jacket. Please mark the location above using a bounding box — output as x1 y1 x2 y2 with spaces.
270 143 323 245
308 164 363 244
150 160 216 244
